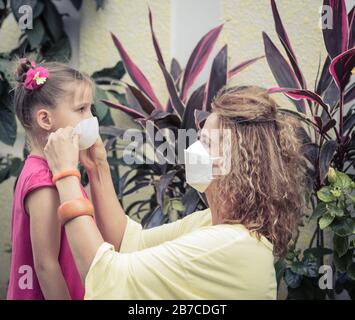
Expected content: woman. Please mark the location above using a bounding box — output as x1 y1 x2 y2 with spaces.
44 86 306 299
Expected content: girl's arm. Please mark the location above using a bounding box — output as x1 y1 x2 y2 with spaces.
43 128 105 281
55 176 104 282
26 187 71 300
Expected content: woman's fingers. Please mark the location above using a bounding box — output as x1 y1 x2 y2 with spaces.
44 126 80 175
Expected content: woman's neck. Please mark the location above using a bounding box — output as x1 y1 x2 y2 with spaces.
205 187 221 225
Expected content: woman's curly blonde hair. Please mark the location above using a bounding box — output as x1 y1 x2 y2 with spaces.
211 85 307 257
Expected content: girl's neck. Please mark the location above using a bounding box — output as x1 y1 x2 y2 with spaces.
29 141 46 159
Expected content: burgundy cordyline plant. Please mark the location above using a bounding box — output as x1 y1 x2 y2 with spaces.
263 0 355 299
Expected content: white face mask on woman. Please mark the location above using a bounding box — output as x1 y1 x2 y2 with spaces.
73 117 99 150
184 140 221 193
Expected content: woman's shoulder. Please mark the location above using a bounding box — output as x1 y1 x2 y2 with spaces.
167 221 274 260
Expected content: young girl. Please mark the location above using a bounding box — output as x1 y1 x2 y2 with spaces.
7 58 95 300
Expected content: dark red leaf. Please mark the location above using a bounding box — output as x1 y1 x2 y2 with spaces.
126 84 155 115
322 0 349 59
158 60 186 118
194 109 210 129
203 44 227 111
329 47 355 93
181 24 223 101
269 88 328 109
349 6 355 48
263 32 306 113
149 7 165 67
181 84 206 130
319 140 338 183
228 55 264 78
111 32 163 110
102 99 146 119
170 58 182 82
271 0 306 88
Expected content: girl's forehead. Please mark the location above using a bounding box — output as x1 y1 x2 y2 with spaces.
64 80 93 104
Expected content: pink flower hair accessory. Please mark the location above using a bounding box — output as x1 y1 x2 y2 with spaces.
24 64 49 91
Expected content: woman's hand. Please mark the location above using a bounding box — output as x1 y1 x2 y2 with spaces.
79 136 108 173
44 127 79 175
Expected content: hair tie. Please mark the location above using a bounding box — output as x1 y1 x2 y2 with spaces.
24 62 49 91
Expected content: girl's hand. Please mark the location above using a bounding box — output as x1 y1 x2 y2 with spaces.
44 127 79 175
79 136 108 173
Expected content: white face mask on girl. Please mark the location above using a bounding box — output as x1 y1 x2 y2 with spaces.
73 117 99 150
184 140 221 193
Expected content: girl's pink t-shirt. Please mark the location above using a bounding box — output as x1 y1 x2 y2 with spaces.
7 155 86 300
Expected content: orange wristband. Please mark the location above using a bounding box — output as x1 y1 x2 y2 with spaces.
58 198 94 225
52 169 81 185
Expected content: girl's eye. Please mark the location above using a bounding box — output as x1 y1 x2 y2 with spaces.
79 107 85 113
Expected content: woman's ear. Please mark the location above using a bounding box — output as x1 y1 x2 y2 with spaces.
35 108 54 131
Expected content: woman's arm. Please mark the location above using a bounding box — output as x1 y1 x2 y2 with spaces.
26 187 71 300
79 138 127 251
86 157 128 251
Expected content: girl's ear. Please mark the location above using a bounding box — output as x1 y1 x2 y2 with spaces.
35 108 54 131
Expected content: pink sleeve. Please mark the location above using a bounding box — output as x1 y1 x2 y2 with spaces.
22 167 56 215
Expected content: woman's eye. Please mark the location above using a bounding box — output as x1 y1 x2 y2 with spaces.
79 107 85 113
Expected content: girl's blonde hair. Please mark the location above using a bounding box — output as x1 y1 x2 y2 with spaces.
13 57 94 132
211 85 306 257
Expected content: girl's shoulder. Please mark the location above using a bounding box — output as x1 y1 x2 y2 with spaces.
16 154 54 197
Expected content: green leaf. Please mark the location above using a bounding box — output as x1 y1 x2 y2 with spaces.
327 203 344 218
27 18 45 49
290 261 306 275
0 56 14 81
10 0 37 21
70 0 83 10
347 263 355 281
274 259 286 287
0 164 11 183
0 81 17 146
330 187 342 198
333 251 352 273
333 171 353 190
92 86 109 122
95 0 105 10
284 268 302 289
311 202 327 220
332 217 354 237
319 212 334 229
303 247 332 259
317 186 336 203
42 0 64 42
333 234 349 257
92 61 125 82
42 36 71 62
170 199 185 212
10 157 23 177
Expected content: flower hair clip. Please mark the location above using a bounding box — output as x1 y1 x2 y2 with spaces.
24 63 49 91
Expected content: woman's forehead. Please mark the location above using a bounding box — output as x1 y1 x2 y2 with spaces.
203 113 220 130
